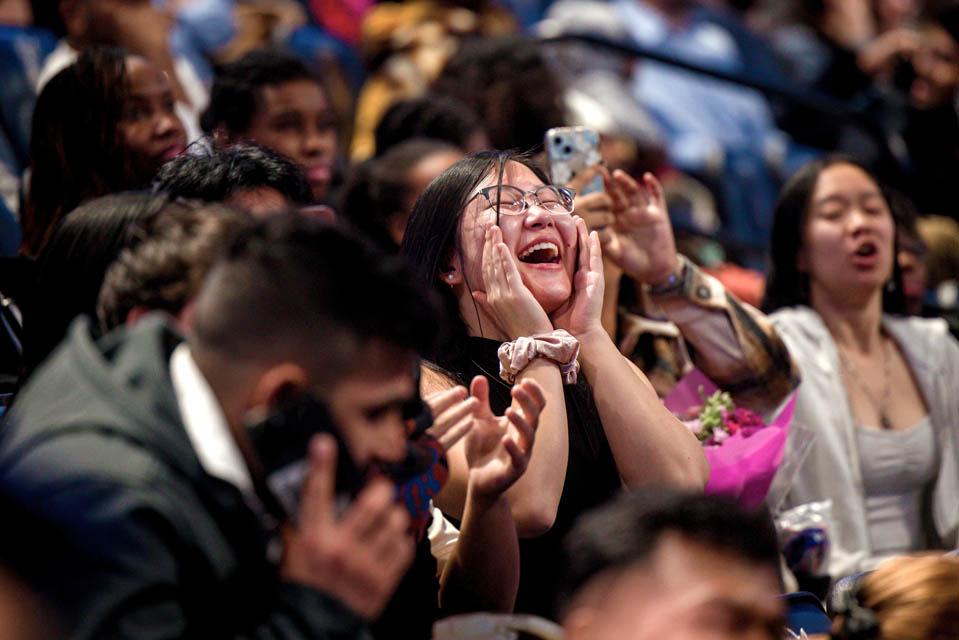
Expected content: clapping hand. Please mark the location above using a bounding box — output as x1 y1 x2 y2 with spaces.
463 376 544 500
600 170 681 285
424 385 479 452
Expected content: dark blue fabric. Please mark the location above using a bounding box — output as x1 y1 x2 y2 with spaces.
0 198 20 257
0 26 57 171
167 0 236 85
782 591 832 635
695 7 786 87
500 0 555 30
286 26 366 91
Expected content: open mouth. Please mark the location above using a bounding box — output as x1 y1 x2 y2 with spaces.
518 241 561 265
306 165 331 184
854 242 878 257
160 144 185 162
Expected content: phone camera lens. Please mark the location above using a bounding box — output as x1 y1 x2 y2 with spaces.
563 146 572 154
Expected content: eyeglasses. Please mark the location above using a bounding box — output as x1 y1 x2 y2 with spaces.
468 184 576 217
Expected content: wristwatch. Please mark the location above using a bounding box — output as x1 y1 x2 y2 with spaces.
648 256 688 296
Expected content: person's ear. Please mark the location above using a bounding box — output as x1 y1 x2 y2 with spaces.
441 251 464 287
247 363 310 413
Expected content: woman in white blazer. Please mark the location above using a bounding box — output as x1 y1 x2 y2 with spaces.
762 156 959 579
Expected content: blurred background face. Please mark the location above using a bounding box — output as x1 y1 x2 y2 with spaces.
0 0 31 26
67 0 173 45
457 162 578 315
565 534 783 640
389 149 465 245
119 56 187 179
243 79 338 202
910 24 959 109
800 164 895 304
406 150 467 210
325 343 416 468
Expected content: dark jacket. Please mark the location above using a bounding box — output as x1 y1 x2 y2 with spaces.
0 316 372 639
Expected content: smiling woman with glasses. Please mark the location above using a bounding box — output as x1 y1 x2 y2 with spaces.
401 150 708 617
469 184 576 219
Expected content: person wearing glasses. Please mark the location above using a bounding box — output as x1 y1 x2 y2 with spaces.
401 151 708 617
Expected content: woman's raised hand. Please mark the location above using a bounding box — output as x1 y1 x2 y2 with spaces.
552 217 605 339
472 225 554 339
464 375 543 500
601 170 681 285
424 385 479 452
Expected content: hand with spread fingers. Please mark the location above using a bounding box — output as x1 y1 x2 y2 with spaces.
551 217 606 339
281 434 415 619
472 225 554 339
424 385 480 452
463 376 544 500
601 170 682 286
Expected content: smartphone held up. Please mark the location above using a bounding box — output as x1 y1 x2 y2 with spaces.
545 126 604 195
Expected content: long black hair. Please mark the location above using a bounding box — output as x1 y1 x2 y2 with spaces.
761 155 906 314
399 150 549 368
23 47 143 256
21 192 179 377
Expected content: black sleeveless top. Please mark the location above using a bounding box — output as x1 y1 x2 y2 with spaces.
447 337 622 618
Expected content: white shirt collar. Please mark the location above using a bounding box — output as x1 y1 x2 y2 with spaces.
169 343 255 495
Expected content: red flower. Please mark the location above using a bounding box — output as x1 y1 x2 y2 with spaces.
722 407 764 437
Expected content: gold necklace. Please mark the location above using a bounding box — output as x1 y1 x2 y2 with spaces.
837 337 892 429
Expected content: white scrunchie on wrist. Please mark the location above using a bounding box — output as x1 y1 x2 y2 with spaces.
497 329 580 385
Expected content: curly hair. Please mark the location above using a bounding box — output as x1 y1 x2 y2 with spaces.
97 202 248 331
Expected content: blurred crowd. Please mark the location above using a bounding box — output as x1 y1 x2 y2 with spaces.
1 0 959 639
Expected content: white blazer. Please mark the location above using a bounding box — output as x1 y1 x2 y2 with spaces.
768 306 959 578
